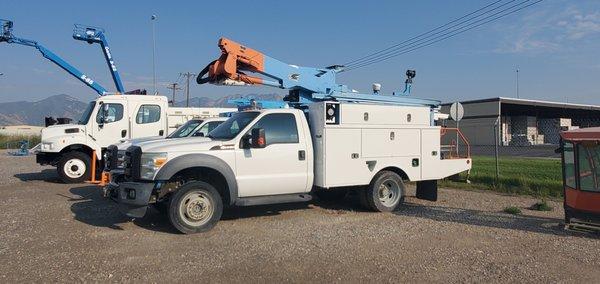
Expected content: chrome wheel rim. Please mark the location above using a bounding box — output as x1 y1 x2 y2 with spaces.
63 158 86 179
179 191 214 227
378 179 401 207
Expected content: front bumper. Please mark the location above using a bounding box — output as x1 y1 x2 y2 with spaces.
110 181 156 218
36 152 59 166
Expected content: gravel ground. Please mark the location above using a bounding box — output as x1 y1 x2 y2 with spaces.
1 153 599 283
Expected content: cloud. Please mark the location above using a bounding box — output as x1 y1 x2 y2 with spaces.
494 2 600 54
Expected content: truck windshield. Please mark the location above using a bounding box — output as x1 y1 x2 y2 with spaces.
168 120 203 138
208 112 260 140
78 102 96 125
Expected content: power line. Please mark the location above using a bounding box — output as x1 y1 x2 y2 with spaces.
342 0 544 72
344 0 538 71
343 0 507 67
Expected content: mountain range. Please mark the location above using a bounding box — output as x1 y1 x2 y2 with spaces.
0 93 284 126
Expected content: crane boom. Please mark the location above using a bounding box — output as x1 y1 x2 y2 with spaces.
0 19 108 96
197 37 439 107
73 24 125 93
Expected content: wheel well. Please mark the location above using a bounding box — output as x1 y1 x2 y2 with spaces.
60 144 94 157
379 167 409 181
169 167 231 205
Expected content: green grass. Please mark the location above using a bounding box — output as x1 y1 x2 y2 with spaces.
440 156 563 198
0 134 40 150
503 206 522 215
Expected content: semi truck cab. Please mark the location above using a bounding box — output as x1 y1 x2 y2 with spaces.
111 102 472 233
35 94 233 183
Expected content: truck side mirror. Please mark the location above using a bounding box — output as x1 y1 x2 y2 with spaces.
251 128 266 148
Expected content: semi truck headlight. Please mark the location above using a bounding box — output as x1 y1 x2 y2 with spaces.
41 142 54 151
140 152 168 180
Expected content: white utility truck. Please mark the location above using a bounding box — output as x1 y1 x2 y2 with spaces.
105 38 472 233
110 102 471 233
34 94 234 183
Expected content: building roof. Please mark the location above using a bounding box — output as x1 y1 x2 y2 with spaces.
442 97 600 111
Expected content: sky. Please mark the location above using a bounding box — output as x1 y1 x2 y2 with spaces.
1 0 599 105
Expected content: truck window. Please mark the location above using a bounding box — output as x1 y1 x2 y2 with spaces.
96 103 124 123
168 120 202 138
136 105 161 124
578 144 600 192
250 113 299 145
78 102 96 125
208 112 259 140
564 142 576 188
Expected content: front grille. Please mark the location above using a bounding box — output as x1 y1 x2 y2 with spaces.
104 145 118 171
124 146 142 180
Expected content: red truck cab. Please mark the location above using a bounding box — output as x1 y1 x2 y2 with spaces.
560 127 600 228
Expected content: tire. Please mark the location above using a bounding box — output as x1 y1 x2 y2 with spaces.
363 171 405 212
168 181 223 234
315 188 348 202
57 151 92 183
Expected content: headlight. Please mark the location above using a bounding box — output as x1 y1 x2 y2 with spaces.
40 142 54 151
140 152 168 180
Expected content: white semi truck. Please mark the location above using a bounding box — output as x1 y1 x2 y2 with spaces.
34 94 234 183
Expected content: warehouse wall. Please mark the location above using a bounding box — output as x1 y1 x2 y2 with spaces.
441 100 500 146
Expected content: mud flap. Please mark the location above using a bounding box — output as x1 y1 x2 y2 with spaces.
416 180 437 201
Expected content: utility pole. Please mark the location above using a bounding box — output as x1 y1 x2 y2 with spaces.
166 83 181 106
180 72 196 107
151 15 158 95
516 68 520 99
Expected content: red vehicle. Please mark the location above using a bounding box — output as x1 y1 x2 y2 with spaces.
560 127 600 229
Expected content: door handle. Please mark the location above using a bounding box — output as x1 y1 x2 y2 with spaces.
121 130 127 138
298 150 306 161
159 130 164 136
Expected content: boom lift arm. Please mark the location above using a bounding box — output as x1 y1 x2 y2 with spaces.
197 37 440 107
0 19 108 96
73 24 125 93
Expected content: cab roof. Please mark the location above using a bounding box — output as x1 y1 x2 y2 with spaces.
560 127 600 141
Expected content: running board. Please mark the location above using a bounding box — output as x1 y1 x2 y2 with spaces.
235 193 312 206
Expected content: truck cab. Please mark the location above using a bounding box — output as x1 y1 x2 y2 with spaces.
111 102 471 234
35 94 233 183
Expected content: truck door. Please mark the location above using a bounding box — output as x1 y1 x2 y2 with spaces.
235 113 309 197
92 102 128 148
130 104 165 138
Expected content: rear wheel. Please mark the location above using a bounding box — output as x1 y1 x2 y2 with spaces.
168 181 223 234
362 171 404 212
57 151 91 183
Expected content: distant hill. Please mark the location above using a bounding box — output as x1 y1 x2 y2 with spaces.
0 93 285 126
0 94 88 126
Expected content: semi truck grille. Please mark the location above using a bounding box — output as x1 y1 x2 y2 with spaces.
124 146 142 180
104 145 119 171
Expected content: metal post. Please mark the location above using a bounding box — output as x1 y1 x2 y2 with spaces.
494 117 500 180
516 68 519 99
151 15 157 95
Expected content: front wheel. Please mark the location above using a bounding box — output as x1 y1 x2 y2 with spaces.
57 151 92 183
361 171 405 212
168 181 223 234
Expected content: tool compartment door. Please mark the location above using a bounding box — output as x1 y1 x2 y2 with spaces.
324 128 365 187
421 128 441 180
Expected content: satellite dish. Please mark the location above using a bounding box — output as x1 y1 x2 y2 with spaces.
449 102 464 121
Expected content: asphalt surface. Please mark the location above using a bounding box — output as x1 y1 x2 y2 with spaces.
1 152 599 283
